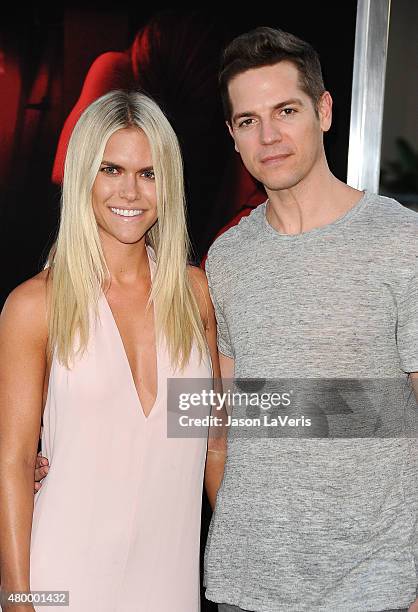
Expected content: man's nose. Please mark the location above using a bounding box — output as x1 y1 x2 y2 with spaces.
259 119 282 145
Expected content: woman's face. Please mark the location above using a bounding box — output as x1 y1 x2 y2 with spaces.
92 127 158 245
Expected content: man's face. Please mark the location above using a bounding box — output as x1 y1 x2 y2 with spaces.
227 61 332 192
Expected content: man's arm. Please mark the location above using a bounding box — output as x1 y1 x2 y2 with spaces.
406 373 418 612
34 451 49 493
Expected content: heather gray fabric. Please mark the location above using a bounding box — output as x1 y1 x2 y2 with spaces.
217 609 409 612
218 605 253 612
217 607 408 612
204 191 418 612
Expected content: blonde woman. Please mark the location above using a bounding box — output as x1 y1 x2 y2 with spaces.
0 90 222 611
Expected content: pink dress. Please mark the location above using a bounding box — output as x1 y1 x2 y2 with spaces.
30 246 212 611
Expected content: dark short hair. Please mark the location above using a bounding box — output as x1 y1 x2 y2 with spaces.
219 27 326 121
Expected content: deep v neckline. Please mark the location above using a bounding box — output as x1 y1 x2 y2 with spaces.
101 245 160 421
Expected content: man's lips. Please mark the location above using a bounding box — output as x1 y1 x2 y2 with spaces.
260 153 292 164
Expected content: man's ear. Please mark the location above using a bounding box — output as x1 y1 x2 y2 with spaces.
226 121 239 153
318 91 333 133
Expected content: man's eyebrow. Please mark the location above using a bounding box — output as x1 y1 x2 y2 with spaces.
232 98 304 124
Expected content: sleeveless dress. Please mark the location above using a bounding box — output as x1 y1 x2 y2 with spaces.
29 246 212 611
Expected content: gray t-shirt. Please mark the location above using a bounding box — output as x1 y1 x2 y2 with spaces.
203 191 418 611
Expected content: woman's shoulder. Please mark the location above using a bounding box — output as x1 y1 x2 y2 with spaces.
187 263 207 282
1 270 49 339
187 264 209 296
5 269 49 303
187 264 212 329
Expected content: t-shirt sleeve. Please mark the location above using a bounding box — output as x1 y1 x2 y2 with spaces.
205 253 234 359
397 264 418 373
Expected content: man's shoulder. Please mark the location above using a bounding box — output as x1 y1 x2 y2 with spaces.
207 203 265 263
366 192 418 230
361 193 418 260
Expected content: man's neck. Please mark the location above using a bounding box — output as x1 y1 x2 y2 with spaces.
265 170 363 236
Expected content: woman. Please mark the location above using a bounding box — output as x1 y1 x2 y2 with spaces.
0 90 222 611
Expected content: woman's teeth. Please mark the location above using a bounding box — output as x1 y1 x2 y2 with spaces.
110 208 143 217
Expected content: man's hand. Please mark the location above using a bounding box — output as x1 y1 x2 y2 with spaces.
34 451 49 493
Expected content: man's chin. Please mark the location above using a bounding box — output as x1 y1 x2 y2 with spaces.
263 179 301 192
254 168 302 192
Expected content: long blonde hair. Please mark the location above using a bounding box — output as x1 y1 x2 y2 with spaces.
47 90 207 370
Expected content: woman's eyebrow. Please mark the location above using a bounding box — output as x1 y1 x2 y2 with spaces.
100 160 123 169
100 161 154 171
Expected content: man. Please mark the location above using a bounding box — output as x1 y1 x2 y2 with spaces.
203 27 418 612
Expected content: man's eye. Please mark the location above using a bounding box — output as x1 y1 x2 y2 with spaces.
280 108 296 116
238 118 254 128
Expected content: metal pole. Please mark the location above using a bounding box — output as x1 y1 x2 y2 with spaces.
347 0 391 192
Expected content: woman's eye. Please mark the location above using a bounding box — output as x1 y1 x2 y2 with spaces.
100 166 119 175
99 166 154 179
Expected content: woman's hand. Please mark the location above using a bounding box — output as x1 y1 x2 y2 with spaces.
34 452 49 493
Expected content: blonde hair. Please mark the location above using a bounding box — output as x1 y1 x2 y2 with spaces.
47 90 207 370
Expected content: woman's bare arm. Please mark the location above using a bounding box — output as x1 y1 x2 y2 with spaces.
188 266 229 510
0 274 48 597
204 353 234 510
